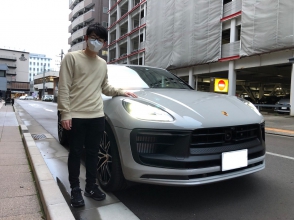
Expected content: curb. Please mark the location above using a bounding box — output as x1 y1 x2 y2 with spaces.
15 108 75 220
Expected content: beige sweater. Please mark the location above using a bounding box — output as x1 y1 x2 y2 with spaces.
58 50 125 121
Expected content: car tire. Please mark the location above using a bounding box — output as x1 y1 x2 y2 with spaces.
97 124 128 192
57 111 69 146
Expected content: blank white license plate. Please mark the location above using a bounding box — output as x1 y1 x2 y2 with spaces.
222 149 248 171
281 107 287 109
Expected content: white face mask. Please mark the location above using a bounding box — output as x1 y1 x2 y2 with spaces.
87 39 103 53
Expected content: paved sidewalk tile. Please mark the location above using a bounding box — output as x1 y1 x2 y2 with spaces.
0 104 44 220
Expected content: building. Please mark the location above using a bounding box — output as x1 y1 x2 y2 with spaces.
0 64 8 98
108 0 294 116
68 0 109 60
29 53 52 82
0 48 30 98
33 71 59 100
107 0 147 65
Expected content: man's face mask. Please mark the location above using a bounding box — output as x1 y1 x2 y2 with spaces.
87 39 103 53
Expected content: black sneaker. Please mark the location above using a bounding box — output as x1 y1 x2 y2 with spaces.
70 187 85 207
84 184 106 201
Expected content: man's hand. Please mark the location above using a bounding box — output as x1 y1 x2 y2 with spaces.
124 91 138 98
61 119 72 130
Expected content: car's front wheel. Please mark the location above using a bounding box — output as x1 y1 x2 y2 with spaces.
97 125 128 192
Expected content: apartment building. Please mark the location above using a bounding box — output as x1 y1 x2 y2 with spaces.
107 0 146 65
107 0 294 115
29 53 52 82
68 0 109 60
0 48 30 98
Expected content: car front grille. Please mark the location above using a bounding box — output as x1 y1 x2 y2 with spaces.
190 124 260 149
130 124 265 169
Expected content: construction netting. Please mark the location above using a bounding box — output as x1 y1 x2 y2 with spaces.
145 0 222 69
241 0 294 56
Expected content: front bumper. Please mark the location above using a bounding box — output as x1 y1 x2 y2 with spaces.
114 125 266 186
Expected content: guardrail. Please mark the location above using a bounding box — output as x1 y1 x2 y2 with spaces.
254 104 291 111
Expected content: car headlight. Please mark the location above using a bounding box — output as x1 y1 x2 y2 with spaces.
122 99 174 122
238 98 261 115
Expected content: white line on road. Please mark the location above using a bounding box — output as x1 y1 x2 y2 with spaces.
266 152 294 161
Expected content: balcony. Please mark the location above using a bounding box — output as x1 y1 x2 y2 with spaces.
71 26 87 42
69 0 81 10
71 41 87 52
84 0 95 8
223 0 242 19
72 9 94 30
140 17 146 25
72 1 85 19
68 24 72 33
139 41 145 50
0 55 16 61
221 41 240 59
69 11 73 21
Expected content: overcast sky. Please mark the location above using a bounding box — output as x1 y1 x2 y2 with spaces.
0 0 71 67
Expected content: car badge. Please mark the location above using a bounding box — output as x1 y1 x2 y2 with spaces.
222 111 228 116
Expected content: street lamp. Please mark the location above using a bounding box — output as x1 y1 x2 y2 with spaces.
42 64 46 98
288 57 294 116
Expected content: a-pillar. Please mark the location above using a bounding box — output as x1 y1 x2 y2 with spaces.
290 63 294 116
188 67 195 89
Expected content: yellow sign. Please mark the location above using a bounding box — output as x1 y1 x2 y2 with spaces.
214 78 229 93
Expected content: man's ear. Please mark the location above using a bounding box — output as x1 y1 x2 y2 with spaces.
84 35 88 41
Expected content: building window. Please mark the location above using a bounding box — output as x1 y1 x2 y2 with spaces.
102 21 107 28
30 68 31 70
33 68 35 71
30 62 31 65
33 62 35 65
102 50 108 56
103 7 108 13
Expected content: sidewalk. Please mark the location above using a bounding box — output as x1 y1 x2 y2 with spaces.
0 102 43 220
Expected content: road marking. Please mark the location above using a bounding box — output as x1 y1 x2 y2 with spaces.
265 127 294 135
266 152 294 161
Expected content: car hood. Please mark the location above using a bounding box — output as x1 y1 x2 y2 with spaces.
129 89 264 128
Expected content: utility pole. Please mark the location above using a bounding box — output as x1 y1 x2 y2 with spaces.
42 64 46 98
60 49 64 61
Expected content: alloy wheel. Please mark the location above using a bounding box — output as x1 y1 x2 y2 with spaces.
97 131 112 185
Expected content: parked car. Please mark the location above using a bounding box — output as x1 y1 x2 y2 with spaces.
19 96 26 100
58 65 266 192
25 96 34 100
274 95 291 113
42 95 54 101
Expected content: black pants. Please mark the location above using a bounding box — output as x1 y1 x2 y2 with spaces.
68 117 105 189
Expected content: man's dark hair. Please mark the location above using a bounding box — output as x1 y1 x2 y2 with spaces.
86 23 108 42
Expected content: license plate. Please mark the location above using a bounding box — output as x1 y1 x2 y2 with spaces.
281 107 287 110
222 149 248 171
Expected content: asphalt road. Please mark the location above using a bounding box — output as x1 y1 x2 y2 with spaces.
16 100 294 220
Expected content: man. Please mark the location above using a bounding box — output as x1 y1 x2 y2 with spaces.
58 23 137 208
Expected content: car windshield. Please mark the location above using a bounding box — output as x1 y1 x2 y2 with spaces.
107 65 191 90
